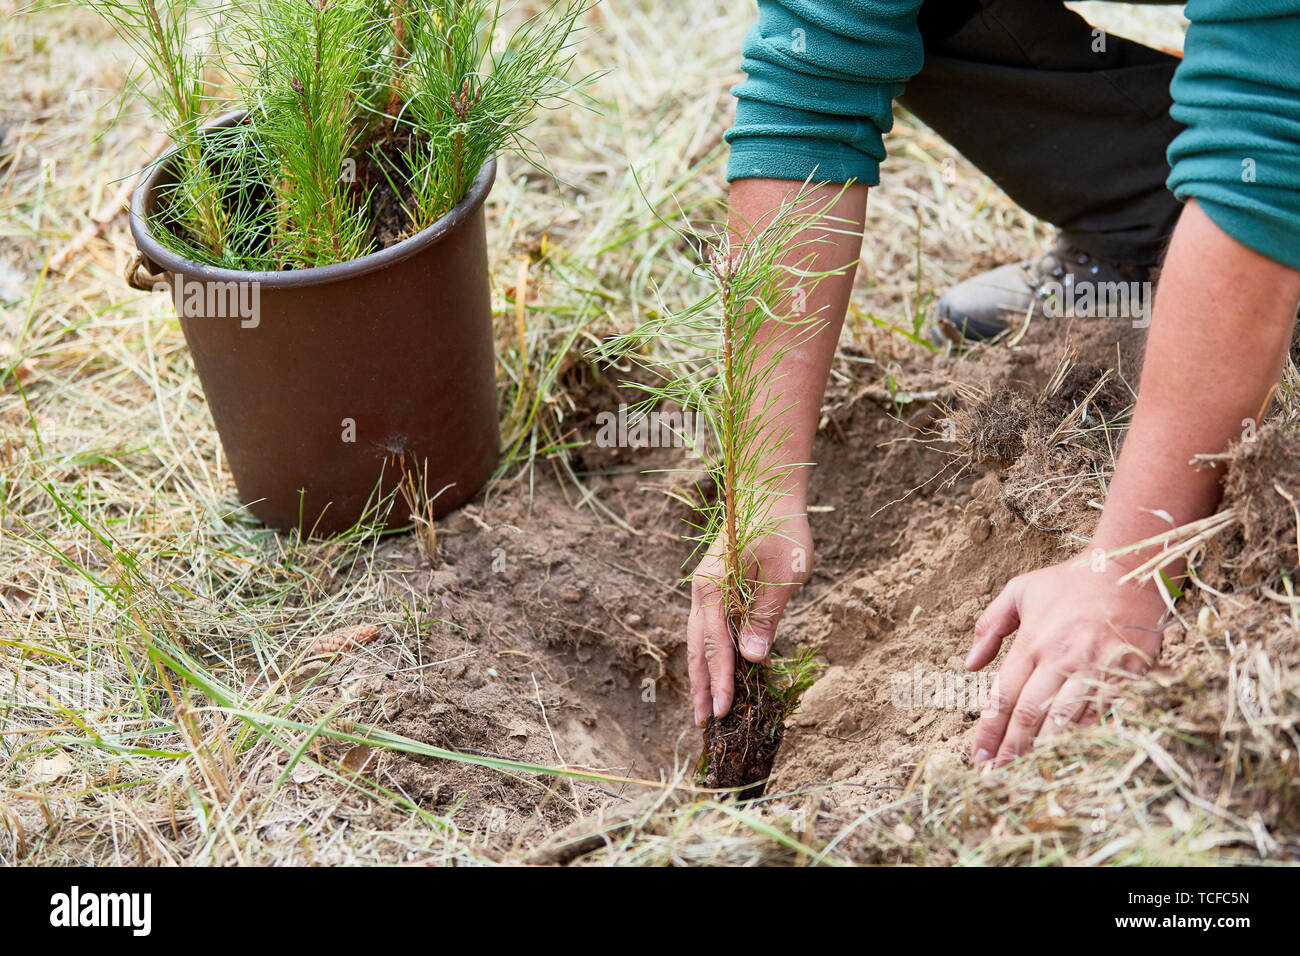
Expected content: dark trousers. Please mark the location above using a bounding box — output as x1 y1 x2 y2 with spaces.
899 0 1186 265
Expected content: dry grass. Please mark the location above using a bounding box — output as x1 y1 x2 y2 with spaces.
952 352 1136 544
6 0 1279 870
520 358 1300 868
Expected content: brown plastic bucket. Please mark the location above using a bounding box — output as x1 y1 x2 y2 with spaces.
127 112 500 536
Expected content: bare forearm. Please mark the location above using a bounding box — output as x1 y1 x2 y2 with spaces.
728 178 868 504
1093 200 1300 560
968 202 1300 763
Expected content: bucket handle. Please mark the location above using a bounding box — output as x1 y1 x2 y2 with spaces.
125 252 168 292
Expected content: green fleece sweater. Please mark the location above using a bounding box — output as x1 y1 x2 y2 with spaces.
726 0 1300 270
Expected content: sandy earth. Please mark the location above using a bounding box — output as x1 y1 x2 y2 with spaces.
291 309 1150 853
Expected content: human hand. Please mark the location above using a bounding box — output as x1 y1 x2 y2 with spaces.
687 511 813 727
966 555 1168 766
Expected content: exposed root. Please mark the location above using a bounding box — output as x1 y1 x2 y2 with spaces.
700 659 785 800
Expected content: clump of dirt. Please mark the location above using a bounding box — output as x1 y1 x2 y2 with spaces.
952 358 1131 536
958 385 1038 465
700 660 785 799
956 362 1127 470
1204 423 1300 588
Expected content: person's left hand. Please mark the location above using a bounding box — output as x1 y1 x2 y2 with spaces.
965 555 1169 767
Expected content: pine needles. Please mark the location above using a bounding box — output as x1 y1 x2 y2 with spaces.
93 0 235 258
248 0 379 266
90 0 589 270
599 183 851 792
603 182 851 627
398 0 587 230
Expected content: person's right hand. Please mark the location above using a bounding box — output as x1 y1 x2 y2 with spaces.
687 511 813 727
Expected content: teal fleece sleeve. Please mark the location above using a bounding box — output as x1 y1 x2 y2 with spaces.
1167 0 1300 270
724 0 925 186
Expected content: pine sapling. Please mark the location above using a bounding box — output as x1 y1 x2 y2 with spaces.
248 0 378 267
90 0 590 268
94 0 234 257
600 183 850 796
398 0 589 229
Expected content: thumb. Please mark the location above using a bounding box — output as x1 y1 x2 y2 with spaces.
966 574 1025 671
737 579 798 662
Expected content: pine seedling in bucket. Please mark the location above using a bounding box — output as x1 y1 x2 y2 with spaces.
601 184 849 797
91 0 261 265
93 0 589 270
395 0 586 230
89 0 591 533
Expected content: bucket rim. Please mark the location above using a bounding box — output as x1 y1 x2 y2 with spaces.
129 109 497 289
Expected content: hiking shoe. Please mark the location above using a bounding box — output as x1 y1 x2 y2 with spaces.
933 240 1154 344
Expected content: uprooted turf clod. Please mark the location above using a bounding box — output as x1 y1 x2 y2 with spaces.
1207 423 1300 587
948 361 1132 536
700 660 785 800
699 647 819 800
956 385 1039 466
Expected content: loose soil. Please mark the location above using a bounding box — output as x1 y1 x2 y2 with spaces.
701 660 785 799
294 312 1157 857
359 134 421 251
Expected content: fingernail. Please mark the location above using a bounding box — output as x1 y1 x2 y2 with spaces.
741 635 768 659
974 748 992 764
694 705 707 727
713 700 727 718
